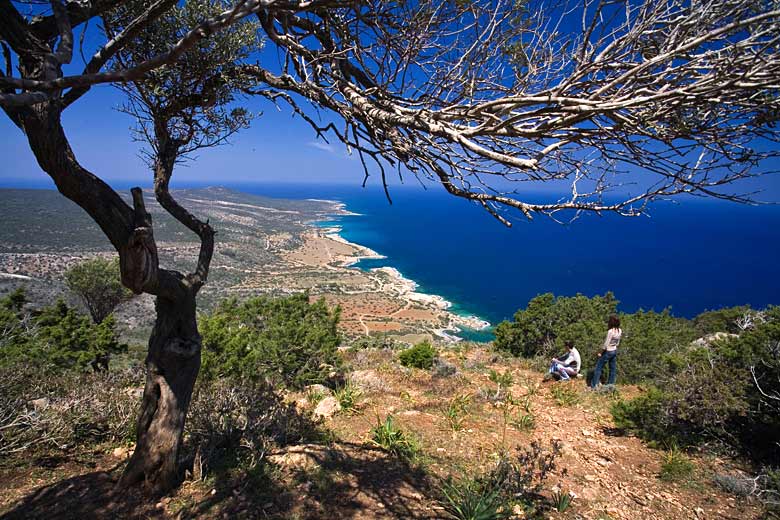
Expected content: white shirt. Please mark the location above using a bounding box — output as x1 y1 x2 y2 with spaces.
561 347 581 372
603 328 622 352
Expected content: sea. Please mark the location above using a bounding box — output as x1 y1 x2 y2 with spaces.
233 182 780 341
4 179 780 341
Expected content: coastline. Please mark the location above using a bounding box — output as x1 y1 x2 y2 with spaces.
316 202 491 342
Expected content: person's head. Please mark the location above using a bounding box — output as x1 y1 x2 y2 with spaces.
565 340 575 351
608 315 620 330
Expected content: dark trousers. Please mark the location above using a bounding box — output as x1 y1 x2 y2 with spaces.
591 350 617 387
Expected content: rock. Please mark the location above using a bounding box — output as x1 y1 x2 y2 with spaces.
695 507 705 518
305 384 332 396
29 397 49 411
582 429 594 437
431 357 456 377
112 445 134 459
313 396 341 419
348 369 384 392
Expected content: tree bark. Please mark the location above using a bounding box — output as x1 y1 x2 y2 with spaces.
119 285 201 494
13 104 204 495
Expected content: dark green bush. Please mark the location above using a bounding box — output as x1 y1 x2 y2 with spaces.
613 306 780 464
398 340 436 369
199 292 341 389
494 292 699 384
494 292 618 359
0 288 126 371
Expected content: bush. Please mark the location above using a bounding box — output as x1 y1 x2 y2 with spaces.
493 293 699 385
494 292 618 359
0 365 140 457
199 293 341 389
64 257 132 324
612 307 780 462
398 340 436 370
658 446 695 482
186 377 321 478
0 289 127 372
440 475 510 520
370 415 421 463
439 441 561 519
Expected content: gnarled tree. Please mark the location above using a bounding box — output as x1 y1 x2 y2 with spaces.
102 0 257 491
1 0 779 495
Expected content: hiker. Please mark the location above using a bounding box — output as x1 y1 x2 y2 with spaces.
547 341 581 381
590 315 622 388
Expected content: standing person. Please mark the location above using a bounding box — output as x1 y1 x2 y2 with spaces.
590 315 622 389
547 341 581 381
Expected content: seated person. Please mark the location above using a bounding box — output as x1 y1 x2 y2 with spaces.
547 342 581 381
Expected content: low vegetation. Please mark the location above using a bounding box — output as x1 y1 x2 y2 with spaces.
0 288 126 372
199 293 342 389
398 340 437 370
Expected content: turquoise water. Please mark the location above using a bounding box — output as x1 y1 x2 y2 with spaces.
238 182 780 342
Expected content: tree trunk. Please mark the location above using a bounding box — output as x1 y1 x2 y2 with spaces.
119 286 201 494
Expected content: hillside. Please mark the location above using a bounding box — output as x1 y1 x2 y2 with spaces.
0 344 764 519
0 187 772 519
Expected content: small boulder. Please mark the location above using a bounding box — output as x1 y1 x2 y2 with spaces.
348 369 384 392
112 445 134 459
29 397 50 411
431 357 456 377
313 396 341 419
305 384 332 396
691 332 739 348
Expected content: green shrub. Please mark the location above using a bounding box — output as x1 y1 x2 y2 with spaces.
370 415 421 462
199 293 341 389
440 476 510 520
334 381 363 414
439 441 561 520
693 305 753 335
0 289 126 371
494 292 618 359
550 384 580 407
64 257 132 324
441 394 472 432
398 340 436 370
611 388 685 446
493 292 699 385
658 446 695 482
551 489 573 512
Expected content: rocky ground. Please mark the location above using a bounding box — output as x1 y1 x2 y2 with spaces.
0 344 764 519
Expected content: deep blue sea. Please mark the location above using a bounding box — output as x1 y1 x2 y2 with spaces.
230 182 780 341
5 180 779 341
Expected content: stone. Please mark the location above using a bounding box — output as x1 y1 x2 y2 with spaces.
431 357 456 377
112 445 134 459
348 369 384 392
691 332 739 348
305 384 332 396
29 398 50 411
313 396 341 419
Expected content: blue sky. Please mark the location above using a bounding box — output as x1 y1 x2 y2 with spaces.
3 84 779 201
1 4 779 201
